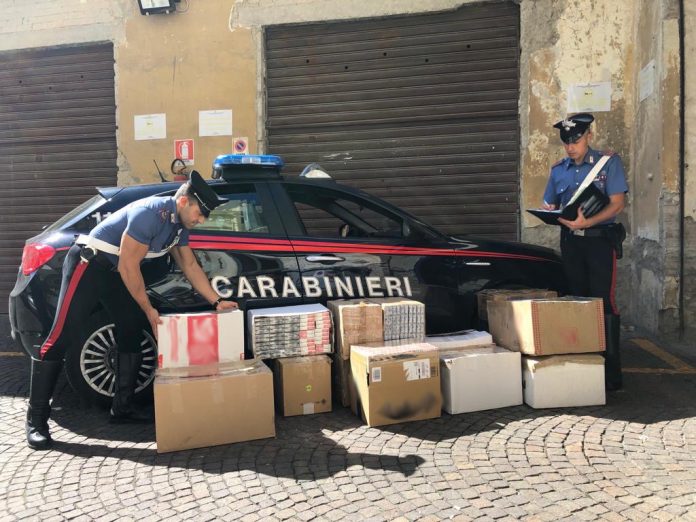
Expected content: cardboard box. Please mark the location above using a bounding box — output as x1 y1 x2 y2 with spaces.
331 352 352 407
522 354 606 408
327 299 384 360
487 298 606 355
157 310 244 368
248 304 333 358
274 355 332 416
154 360 275 453
477 288 558 322
426 330 493 350
371 298 425 342
350 342 441 427
440 346 522 414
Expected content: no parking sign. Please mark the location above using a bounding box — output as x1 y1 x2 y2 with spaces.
233 137 248 155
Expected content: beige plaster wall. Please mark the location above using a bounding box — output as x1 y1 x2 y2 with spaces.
683 0 696 335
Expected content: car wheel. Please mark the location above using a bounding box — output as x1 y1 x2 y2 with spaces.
64 312 158 407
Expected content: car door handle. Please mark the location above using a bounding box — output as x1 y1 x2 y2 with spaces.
305 255 345 263
465 261 491 266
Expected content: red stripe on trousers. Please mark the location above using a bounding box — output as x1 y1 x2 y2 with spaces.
609 249 619 315
40 262 89 359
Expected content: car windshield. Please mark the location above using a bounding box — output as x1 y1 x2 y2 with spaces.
43 195 106 234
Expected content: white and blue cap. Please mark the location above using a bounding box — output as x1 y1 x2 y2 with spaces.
554 113 594 144
188 170 228 217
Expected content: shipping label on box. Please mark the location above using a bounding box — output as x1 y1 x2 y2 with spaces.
154 359 275 453
488 298 605 355
327 299 384 360
477 288 558 322
274 355 332 416
157 310 244 368
350 343 441 427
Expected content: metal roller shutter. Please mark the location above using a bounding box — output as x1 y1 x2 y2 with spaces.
0 42 117 314
265 2 520 241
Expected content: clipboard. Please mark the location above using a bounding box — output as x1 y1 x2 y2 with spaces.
527 183 610 226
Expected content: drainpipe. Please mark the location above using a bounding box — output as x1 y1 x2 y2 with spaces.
678 0 686 338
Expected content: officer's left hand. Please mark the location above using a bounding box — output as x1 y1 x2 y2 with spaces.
558 207 590 230
216 300 239 311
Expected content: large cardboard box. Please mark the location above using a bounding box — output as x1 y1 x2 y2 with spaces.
248 304 332 358
274 355 332 416
331 352 352 407
350 342 441 427
426 330 493 350
440 346 522 414
487 298 606 355
522 354 606 408
157 310 244 368
477 288 557 322
327 299 384 360
154 360 275 453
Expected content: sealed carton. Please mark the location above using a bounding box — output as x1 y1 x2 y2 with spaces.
248 304 332 358
154 359 275 453
487 297 606 355
522 354 606 408
327 299 384 360
350 342 441 427
157 309 244 368
440 346 522 414
477 288 558 322
274 355 332 416
426 330 493 350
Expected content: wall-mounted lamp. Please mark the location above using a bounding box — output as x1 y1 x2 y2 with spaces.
138 0 177 15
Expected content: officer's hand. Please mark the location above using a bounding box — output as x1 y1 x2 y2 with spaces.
145 307 162 340
216 300 239 311
559 207 589 230
542 202 557 210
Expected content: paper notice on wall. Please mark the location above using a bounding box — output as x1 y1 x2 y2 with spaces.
567 82 611 113
639 60 656 102
199 110 233 137
134 113 166 140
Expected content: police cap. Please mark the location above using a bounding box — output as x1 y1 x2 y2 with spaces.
553 113 594 144
188 170 228 217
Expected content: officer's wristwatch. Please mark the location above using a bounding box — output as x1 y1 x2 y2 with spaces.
213 297 223 308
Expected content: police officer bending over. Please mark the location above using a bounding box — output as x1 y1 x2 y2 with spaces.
543 113 628 391
26 171 238 450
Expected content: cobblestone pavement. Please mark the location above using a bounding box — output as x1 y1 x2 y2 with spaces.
1 335 695 521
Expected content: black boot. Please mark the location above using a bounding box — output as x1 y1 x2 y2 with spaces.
110 352 151 424
604 314 622 391
26 358 63 450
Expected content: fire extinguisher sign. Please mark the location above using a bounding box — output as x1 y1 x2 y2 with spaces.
174 139 195 166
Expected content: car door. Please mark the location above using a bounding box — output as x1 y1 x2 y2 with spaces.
148 182 301 311
271 181 464 333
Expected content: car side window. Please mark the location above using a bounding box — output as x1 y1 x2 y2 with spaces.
196 183 269 234
285 184 404 239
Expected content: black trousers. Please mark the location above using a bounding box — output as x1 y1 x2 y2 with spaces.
560 230 618 316
40 245 146 361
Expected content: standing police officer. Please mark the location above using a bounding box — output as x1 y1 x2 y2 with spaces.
26 171 238 449
542 113 628 391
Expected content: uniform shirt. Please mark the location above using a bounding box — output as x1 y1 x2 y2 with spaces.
90 196 189 266
543 147 628 225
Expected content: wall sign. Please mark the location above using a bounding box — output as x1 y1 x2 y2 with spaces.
174 139 194 165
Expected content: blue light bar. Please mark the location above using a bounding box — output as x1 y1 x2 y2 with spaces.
213 154 284 169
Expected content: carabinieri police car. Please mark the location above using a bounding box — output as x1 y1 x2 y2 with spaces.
9 154 567 405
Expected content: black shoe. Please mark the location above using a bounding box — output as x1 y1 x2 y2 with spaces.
110 352 152 424
25 359 63 450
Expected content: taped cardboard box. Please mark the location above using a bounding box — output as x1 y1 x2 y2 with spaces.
350 342 441 427
327 299 384 360
487 297 606 355
477 288 558 322
426 330 493 350
248 304 332 358
154 359 275 453
331 352 352 407
157 310 244 368
274 355 332 416
522 354 606 408
440 346 522 414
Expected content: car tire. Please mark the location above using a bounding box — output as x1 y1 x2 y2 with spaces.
64 311 158 408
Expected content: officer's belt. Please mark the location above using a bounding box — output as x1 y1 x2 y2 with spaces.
75 235 170 259
563 225 613 238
